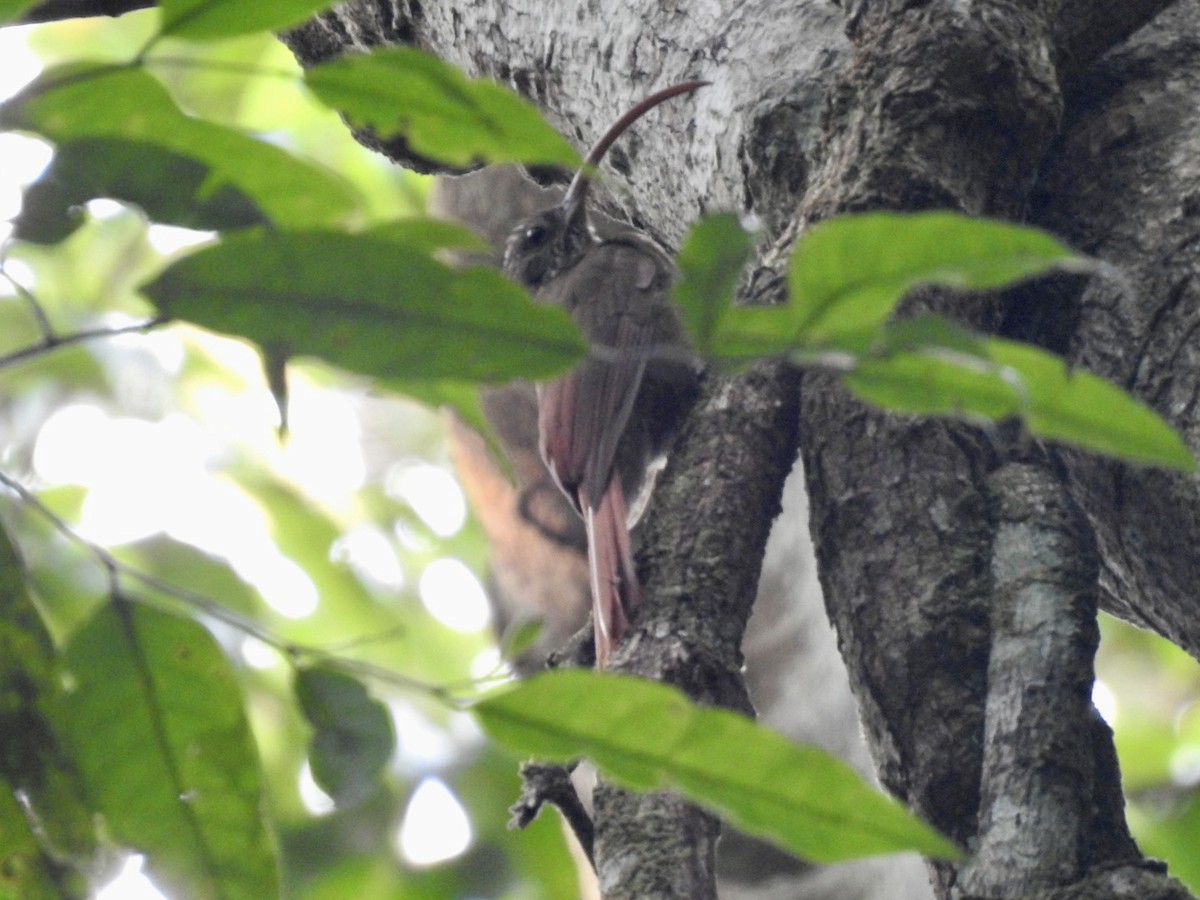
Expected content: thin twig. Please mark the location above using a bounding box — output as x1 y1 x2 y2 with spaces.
510 761 595 867
0 262 56 343
0 469 467 705
0 318 169 369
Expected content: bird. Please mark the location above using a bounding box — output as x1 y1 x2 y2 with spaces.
502 81 707 666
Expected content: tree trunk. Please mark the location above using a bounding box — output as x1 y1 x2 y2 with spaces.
282 1 1200 897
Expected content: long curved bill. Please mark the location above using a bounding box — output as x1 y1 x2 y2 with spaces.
559 80 710 228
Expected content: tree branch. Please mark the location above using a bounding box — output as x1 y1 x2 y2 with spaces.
19 0 154 23
592 361 801 898
795 2 1198 897
960 461 1139 895
284 1 1200 895
1030 2 1200 664
0 319 165 369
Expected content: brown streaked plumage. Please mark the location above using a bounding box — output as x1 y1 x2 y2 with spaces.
502 82 706 666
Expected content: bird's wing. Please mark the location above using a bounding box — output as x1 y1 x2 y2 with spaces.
536 238 670 512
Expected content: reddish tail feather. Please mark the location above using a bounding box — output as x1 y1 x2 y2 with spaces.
581 479 640 667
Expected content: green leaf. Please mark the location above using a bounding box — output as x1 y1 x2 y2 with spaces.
0 0 38 25
709 305 800 360
474 670 960 863
844 342 1026 421
141 229 587 383
14 137 268 244
386 378 486 431
366 217 491 255
989 341 1194 470
294 665 396 808
2 64 359 228
500 618 545 662
387 378 513 481
709 213 1087 360
305 48 581 168
159 0 342 40
0 777 69 900
1136 793 1200 894
864 313 988 357
788 212 1084 346
262 342 290 436
673 213 755 355
844 329 1195 471
0 523 92 896
59 598 278 900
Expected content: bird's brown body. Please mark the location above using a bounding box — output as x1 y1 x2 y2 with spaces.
502 82 705 666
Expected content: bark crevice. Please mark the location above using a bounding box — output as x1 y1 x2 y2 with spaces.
281 2 1200 896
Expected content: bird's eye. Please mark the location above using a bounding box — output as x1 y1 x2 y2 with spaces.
523 224 548 247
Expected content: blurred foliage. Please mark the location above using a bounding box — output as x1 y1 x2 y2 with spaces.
0 10 577 899
0 5 1196 900
1097 614 1200 891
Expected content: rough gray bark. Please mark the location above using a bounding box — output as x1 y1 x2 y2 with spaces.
787 3 1194 899
793 5 1061 898
724 462 934 900
1031 6 1200 664
434 169 934 899
960 462 1136 895
284 1 1200 898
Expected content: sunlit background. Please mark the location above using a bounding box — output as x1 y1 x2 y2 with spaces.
0 12 579 899
0 9 1198 898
